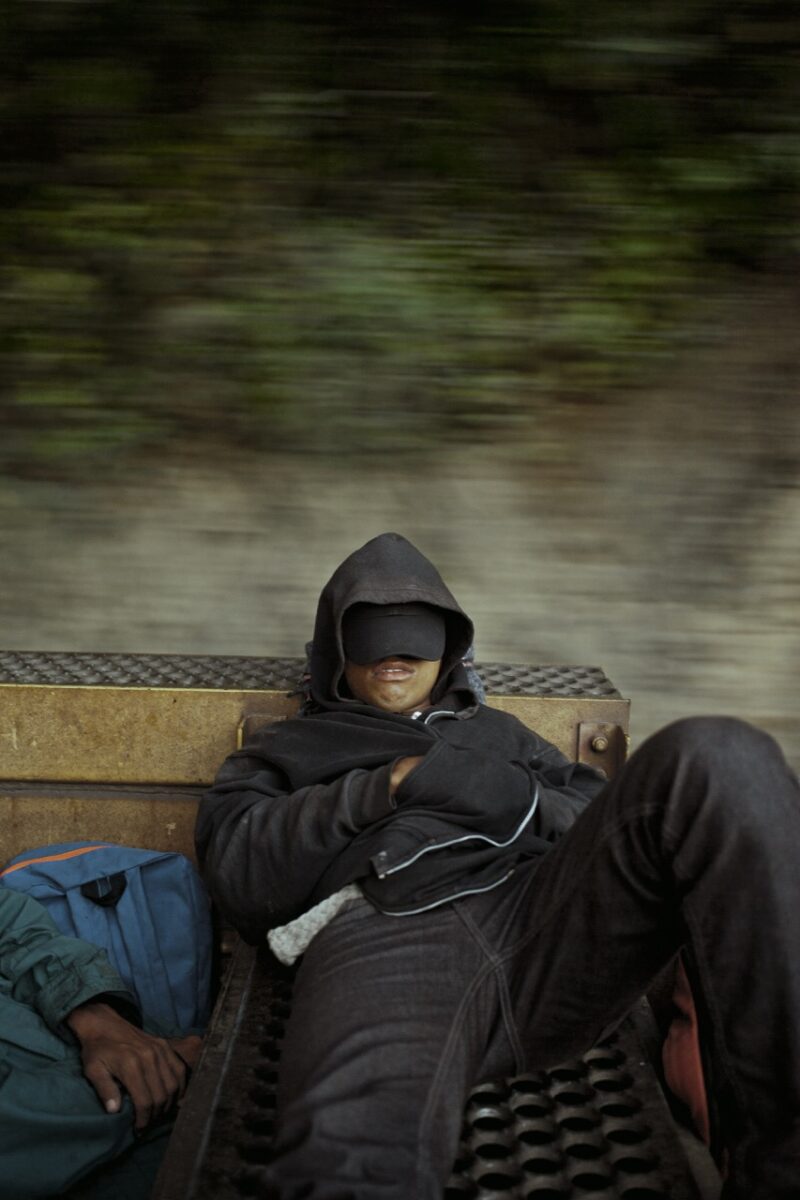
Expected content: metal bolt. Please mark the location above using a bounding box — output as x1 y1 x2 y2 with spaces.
591 735 609 753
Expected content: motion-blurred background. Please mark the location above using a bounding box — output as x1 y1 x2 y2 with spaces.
1 2 798 765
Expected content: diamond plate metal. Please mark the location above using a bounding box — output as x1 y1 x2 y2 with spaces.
0 651 621 699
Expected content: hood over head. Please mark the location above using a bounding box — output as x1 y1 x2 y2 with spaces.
308 532 475 709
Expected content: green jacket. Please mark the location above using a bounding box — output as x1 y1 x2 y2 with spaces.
0 887 139 1199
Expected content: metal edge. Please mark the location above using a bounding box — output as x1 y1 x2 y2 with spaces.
150 937 258 1200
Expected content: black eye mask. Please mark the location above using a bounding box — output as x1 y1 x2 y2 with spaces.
342 603 446 665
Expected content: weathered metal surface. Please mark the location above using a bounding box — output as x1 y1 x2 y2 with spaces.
480 663 622 700
0 662 628 786
0 685 627 786
0 652 622 699
0 652 305 691
151 937 262 1200
237 712 288 748
0 783 201 866
489 697 630 773
0 651 629 868
153 944 707 1200
237 699 630 775
577 719 629 778
0 685 297 784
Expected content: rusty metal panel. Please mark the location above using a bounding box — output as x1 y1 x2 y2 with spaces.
0 685 297 785
0 685 628 787
231 697 629 770
237 712 288 748
488 696 630 773
0 656 630 873
577 719 629 777
0 784 201 866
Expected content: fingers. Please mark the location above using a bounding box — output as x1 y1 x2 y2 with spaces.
83 1059 122 1115
170 1033 204 1074
85 1038 188 1130
155 1039 189 1105
70 1001 193 1130
124 1038 187 1130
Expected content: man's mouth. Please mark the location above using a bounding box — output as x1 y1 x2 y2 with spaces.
372 659 415 680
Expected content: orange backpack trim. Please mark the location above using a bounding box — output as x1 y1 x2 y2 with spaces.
0 844 113 878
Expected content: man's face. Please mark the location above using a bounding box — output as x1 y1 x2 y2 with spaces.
343 656 442 715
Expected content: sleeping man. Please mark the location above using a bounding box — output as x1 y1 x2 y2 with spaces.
197 531 800 1200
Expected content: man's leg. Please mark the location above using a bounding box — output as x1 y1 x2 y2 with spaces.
259 894 519 1200
497 717 800 1200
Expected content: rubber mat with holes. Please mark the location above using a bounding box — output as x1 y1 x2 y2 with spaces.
152 941 707 1200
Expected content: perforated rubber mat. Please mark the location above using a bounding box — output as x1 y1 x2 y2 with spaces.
0 651 621 698
153 942 704 1200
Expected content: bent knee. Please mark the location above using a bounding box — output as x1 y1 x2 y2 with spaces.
660 714 761 753
639 715 786 782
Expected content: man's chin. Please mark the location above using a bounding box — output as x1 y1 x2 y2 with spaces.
371 687 425 714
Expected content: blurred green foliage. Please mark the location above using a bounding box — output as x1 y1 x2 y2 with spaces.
1 0 798 475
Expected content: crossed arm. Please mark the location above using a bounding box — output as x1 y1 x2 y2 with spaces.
197 707 607 937
0 886 202 1130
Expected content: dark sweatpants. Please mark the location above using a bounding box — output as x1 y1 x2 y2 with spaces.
256 717 800 1199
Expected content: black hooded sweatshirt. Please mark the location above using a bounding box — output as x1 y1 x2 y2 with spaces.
195 533 606 942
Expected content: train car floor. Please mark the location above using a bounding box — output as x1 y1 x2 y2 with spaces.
153 939 721 1200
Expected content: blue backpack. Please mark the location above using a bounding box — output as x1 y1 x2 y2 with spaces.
0 841 213 1036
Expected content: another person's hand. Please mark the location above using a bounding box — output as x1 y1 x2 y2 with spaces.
66 1000 201 1131
389 755 424 796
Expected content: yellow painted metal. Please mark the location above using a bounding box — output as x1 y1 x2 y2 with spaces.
0 685 297 785
0 685 628 786
487 695 630 771
0 787 199 867
230 696 630 773
0 680 629 869
577 719 629 778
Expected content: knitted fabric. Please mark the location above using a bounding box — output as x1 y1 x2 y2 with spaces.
267 885 363 965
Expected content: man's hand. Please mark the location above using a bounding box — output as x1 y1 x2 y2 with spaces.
390 755 424 796
66 1000 202 1131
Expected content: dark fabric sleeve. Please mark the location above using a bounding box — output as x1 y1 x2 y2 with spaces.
0 888 135 1033
527 752 608 840
500 717 608 840
393 740 537 838
395 717 606 844
195 751 396 938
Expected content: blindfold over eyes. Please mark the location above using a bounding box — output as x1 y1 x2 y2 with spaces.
342 603 446 665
